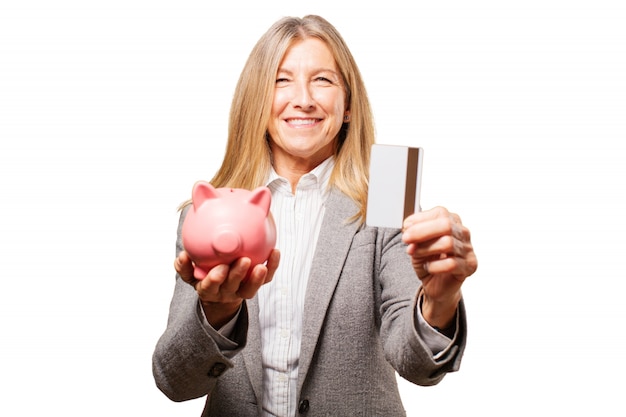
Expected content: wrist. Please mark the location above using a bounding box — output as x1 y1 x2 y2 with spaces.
201 300 242 330
420 289 461 330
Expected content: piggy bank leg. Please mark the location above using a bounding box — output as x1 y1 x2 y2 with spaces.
193 265 209 280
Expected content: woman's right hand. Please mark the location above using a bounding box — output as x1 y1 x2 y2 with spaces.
174 249 280 328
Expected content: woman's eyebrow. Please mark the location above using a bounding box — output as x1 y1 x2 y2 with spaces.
277 67 339 75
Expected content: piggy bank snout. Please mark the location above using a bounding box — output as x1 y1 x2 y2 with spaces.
212 229 242 256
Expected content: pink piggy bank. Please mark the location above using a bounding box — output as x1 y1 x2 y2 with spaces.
182 181 277 280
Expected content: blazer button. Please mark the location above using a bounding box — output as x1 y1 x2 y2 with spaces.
208 363 226 377
298 399 309 414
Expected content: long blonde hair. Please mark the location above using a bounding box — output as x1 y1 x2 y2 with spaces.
190 15 375 221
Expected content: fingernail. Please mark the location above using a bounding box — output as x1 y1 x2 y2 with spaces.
215 264 229 275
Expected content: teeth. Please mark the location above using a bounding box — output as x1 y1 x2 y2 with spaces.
288 119 317 125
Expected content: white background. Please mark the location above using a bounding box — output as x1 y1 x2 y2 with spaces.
1 1 625 415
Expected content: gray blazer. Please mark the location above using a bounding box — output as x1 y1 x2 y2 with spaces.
153 188 466 416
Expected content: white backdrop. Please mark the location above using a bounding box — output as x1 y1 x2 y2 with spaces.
1 1 625 415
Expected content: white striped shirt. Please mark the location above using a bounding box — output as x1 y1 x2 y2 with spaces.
258 157 334 417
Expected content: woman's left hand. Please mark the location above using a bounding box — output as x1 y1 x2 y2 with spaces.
402 206 478 329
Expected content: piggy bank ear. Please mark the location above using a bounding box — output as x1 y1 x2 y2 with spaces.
248 186 271 215
192 181 220 210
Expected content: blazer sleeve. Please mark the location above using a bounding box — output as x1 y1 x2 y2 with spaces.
152 206 249 402
377 227 467 385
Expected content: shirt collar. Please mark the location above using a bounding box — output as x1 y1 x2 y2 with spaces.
266 156 335 196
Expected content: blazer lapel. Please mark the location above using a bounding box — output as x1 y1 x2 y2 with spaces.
297 188 361 393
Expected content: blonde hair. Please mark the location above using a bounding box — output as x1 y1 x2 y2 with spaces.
188 15 375 222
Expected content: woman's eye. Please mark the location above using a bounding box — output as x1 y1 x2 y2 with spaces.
315 77 332 83
276 78 290 84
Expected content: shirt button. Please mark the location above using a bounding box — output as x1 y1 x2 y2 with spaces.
281 328 289 338
298 399 310 414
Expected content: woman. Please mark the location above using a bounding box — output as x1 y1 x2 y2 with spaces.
153 15 478 416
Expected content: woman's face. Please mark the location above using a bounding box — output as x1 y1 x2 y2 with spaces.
267 37 348 173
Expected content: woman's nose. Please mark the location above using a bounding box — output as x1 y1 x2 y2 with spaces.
292 81 314 109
